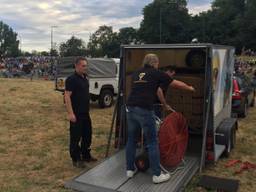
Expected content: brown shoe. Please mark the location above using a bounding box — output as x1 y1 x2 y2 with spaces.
72 160 86 168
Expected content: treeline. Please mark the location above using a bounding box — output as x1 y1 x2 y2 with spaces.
60 0 256 57
1 0 256 57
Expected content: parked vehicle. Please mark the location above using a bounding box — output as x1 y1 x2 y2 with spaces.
232 73 255 117
55 57 119 108
65 44 238 192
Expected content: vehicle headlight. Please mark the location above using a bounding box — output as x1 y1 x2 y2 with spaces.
57 79 65 89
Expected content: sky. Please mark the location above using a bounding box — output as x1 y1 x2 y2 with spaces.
0 0 212 52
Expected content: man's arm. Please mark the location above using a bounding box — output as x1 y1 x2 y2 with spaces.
157 87 173 111
170 80 195 92
64 90 76 122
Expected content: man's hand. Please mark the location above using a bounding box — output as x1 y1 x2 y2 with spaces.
189 86 195 92
163 104 175 112
68 113 76 122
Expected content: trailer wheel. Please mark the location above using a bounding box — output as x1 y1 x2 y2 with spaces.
216 119 237 158
231 126 236 149
222 126 237 157
223 138 231 157
98 89 113 108
135 153 149 172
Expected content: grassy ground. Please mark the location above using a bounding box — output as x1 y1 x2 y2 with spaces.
0 78 255 192
0 78 116 192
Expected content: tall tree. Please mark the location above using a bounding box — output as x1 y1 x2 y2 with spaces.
0 21 19 57
50 49 59 57
210 0 246 50
239 0 256 51
87 25 119 57
139 0 191 44
40 51 49 56
188 0 251 53
119 27 138 45
59 36 87 57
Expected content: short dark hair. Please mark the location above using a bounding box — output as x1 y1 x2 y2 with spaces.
75 57 87 65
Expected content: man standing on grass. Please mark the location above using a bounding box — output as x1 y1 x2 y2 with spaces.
64 57 97 168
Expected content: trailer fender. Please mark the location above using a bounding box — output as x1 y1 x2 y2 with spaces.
216 118 237 157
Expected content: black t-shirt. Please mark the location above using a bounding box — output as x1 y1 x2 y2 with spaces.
65 72 90 117
153 80 170 104
127 66 173 110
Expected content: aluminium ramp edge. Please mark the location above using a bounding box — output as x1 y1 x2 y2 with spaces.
65 150 128 192
117 156 199 192
65 150 200 192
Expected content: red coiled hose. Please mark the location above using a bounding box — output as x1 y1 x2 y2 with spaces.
159 112 188 167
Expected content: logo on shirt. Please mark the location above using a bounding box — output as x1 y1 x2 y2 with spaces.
139 73 146 80
134 72 147 83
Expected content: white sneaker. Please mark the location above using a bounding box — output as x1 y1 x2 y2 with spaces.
127 170 136 178
152 172 170 184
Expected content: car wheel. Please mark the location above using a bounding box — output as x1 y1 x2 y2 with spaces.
98 89 113 108
231 127 236 149
241 102 248 117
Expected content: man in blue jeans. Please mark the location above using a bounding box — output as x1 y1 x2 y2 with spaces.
126 54 195 184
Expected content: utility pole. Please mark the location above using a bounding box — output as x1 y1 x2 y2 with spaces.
51 26 58 54
18 35 22 52
18 35 23 56
50 26 58 76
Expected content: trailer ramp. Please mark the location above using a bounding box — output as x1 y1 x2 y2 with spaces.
65 150 199 192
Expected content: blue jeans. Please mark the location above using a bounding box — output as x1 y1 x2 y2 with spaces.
153 104 163 119
126 106 161 176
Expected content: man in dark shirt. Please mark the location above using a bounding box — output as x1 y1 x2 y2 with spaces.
64 57 97 168
126 54 195 184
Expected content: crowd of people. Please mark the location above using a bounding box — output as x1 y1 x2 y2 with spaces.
241 48 256 57
0 56 56 79
234 58 255 75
